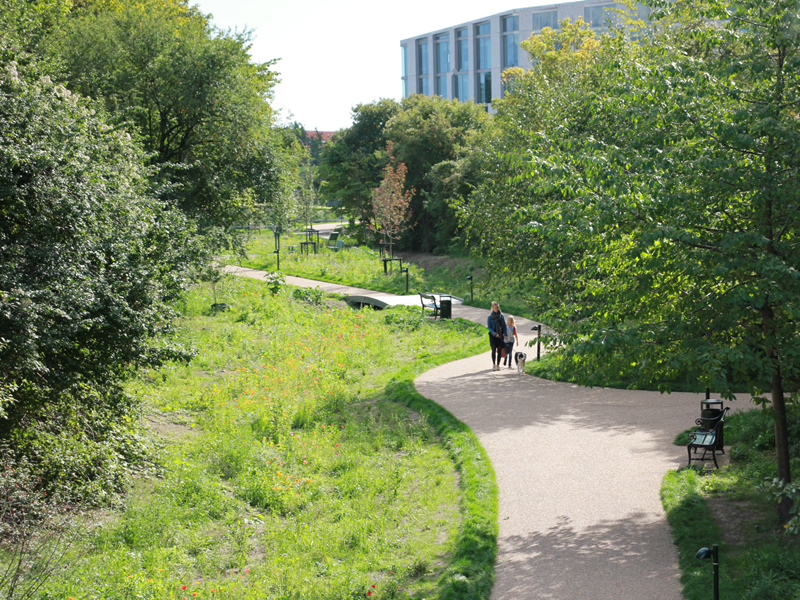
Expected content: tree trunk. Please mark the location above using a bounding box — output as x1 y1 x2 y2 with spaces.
771 366 793 523
764 304 793 523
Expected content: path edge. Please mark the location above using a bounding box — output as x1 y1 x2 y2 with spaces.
388 373 498 600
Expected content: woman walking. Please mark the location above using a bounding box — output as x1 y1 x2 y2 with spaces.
487 301 507 371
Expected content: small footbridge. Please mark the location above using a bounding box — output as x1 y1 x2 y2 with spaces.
344 292 463 311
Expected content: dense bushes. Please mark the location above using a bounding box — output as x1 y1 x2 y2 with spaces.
0 62 197 502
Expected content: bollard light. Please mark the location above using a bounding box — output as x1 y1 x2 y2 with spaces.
531 324 542 360
465 275 473 302
696 545 719 600
400 267 409 294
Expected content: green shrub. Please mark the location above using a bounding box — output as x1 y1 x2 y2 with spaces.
740 546 800 599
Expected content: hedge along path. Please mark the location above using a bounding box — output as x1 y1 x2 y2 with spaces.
226 267 719 599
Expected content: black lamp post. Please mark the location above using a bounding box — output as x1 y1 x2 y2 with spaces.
273 226 281 271
400 267 409 294
696 545 720 600
465 275 473 302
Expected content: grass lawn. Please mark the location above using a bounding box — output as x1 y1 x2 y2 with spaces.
40 275 497 600
237 230 538 321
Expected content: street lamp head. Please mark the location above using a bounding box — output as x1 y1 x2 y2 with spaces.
401 268 408 274
465 275 473 281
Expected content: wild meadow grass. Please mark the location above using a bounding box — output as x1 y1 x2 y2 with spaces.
43 275 495 600
239 231 535 319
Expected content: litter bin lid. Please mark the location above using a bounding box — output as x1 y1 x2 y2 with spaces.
701 399 723 409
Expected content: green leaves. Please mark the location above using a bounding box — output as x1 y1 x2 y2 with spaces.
0 64 195 423
47 0 281 231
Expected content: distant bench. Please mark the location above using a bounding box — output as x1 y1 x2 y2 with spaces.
687 406 730 468
419 293 451 320
326 232 344 252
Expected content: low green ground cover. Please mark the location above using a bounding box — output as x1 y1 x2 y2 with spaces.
526 351 715 393
33 276 496 600
663 407 800 600
239 231 534 320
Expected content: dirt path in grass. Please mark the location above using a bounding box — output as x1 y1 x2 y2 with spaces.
227 266 738 600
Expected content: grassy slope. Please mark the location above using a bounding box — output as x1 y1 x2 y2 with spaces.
239 231 535 320
44 276 497 600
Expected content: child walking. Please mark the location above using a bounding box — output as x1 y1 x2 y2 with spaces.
503 316 519 368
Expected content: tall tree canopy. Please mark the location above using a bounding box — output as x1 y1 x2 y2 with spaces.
385 94 491 253
457 0 800 519
47 0 282 230
319 99 400 242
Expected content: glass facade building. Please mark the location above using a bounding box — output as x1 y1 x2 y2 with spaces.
401 2 648 104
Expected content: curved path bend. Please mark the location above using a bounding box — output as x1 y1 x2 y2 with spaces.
228 267 734 600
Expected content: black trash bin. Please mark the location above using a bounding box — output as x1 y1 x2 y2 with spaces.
439 296 452 320
698 399 725 448
701 399 724 420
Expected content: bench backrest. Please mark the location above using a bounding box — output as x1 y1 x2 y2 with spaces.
419 293 436 303
328 231 339 242
696 406 730 432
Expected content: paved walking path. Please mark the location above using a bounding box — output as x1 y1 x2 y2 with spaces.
227 266 736 599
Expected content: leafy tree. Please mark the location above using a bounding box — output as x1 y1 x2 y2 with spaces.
0 0 71 62
319 99 399 243
0 63 197 495
371 142 414 257
297 163 318 229
46 0 282 232
261 127 305 230
384 94 491 253
460 0 800 520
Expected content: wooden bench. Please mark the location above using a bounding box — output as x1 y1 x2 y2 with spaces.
419 293 451 319
688 406 730 468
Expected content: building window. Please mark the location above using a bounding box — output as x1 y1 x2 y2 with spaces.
477 71 491 104
417 76 429 95
454 72 469 101
435 33 450 73
435 33 449 97
533 10 558 31
585 5 615 28
502 15 519 68
474 21 491 103
436 75 447 97
502 15 519 33
475 22 490 71
417 39 429 75
456 28 468 72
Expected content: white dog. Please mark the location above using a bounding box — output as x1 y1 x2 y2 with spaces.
514 351 527 375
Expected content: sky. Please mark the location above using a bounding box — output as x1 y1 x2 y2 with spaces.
190 0 550 132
